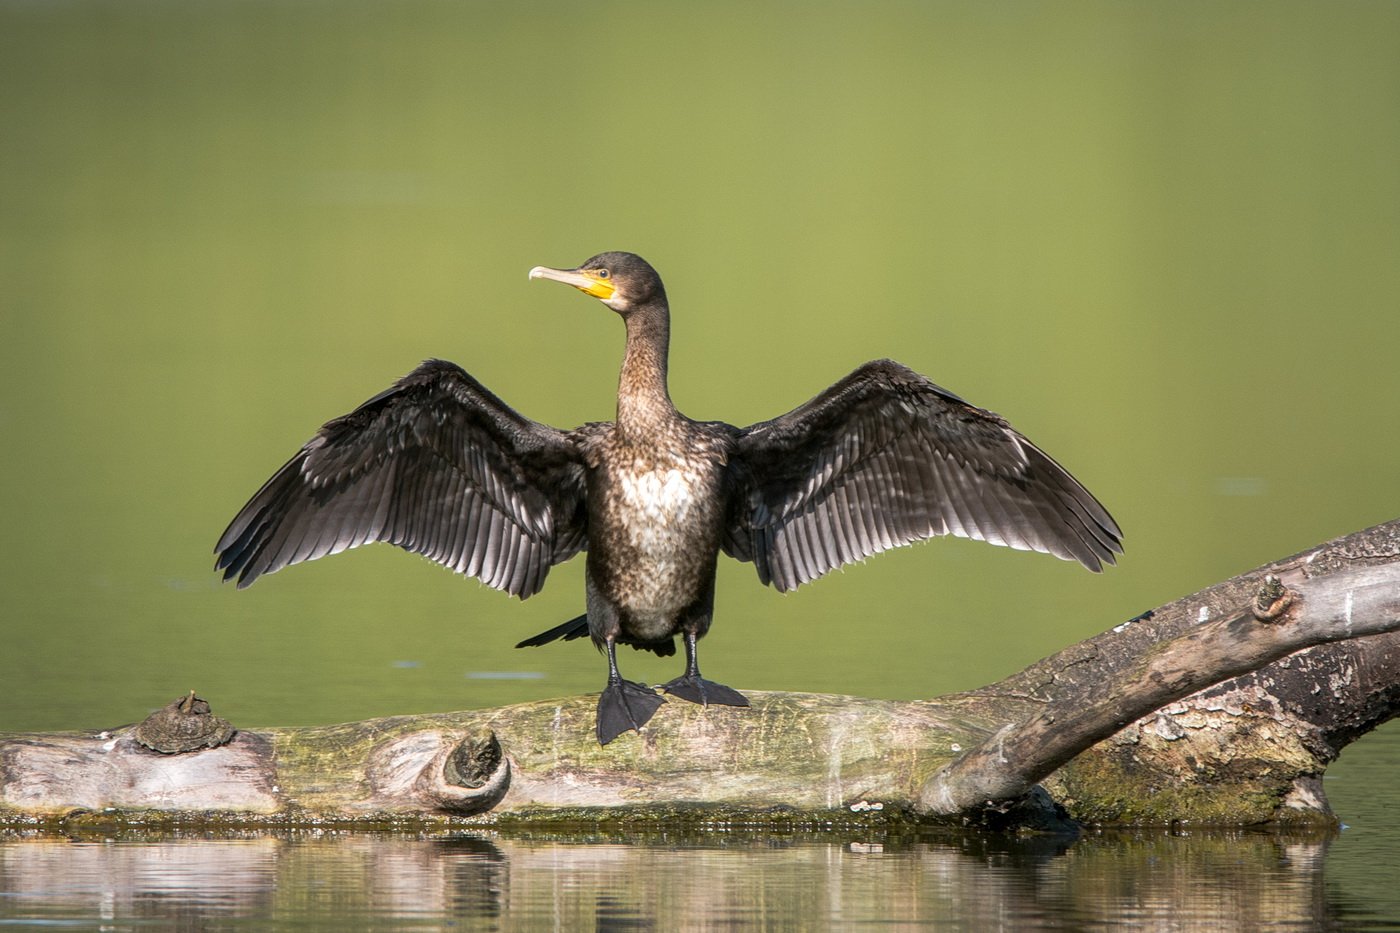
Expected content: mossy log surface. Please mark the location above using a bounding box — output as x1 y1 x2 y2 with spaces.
3 519 1397 830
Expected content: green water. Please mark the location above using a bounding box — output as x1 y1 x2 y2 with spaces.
2 0 1399 926
0 826 1374 930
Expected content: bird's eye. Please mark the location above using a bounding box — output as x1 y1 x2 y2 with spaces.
597 269 609 278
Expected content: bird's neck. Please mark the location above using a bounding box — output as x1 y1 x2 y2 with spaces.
616 303 677 440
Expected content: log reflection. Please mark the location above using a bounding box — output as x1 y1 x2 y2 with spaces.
0 829 1345 929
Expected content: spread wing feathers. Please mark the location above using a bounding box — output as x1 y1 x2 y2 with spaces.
215 359 588 598
727 359 1123 592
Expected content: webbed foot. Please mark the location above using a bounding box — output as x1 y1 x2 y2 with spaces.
597 679 666 745
661 676 750 708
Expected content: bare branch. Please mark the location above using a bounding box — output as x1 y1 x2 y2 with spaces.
919 564 1400 815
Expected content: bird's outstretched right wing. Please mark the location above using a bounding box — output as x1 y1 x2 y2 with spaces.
215 359 588 598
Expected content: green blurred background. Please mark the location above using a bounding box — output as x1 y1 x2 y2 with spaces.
2 0 1397 732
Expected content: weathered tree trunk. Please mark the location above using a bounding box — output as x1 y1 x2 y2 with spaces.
3 520 1398 830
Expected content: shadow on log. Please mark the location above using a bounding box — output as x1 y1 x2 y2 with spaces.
3 519 1398 831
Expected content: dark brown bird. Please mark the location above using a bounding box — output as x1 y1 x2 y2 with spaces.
216 251 1122 743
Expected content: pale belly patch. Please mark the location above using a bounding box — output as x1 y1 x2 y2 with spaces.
611 464 708 628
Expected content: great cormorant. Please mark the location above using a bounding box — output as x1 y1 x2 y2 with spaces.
215 251 1122 744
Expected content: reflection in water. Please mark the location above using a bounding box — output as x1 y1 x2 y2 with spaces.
0 827 1362 930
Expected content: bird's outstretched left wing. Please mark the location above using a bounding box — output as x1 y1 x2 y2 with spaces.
725 359 1122 592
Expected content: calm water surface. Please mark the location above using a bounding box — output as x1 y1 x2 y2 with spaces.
0 822 1386 930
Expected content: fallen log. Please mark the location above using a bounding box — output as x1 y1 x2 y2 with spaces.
3 519 1397 830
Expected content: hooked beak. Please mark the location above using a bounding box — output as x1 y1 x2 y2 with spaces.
528 265 615 301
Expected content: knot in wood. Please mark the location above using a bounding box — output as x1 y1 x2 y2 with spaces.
1251 574 1297 623
134 691 237 754
416 729 511 815
443 730 504 789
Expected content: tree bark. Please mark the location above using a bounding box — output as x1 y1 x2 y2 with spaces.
3 519 1398 830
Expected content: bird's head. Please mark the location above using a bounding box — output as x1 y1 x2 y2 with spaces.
528 251 665 316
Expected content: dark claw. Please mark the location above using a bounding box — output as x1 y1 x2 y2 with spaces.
661 676 749 708
597 680 666 744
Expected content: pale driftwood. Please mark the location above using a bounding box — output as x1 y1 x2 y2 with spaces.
2 519 1398 829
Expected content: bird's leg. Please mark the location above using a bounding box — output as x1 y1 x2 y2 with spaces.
595 636 665 745
661 631 750 708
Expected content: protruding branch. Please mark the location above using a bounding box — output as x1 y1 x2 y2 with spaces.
919 566 1400 816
